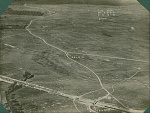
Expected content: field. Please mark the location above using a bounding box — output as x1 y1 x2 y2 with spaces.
0 3 149 113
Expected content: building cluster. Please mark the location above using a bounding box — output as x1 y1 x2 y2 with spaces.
70 54 85 59
91 105 129 113
98 9 116 20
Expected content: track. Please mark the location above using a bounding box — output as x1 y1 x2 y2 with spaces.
25 5 130 110
2 4 148 113
0 75 131 113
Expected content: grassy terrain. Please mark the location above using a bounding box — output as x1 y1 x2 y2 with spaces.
29 4 149 60
0 3 149 113
13 0 137 5
15 87 80 113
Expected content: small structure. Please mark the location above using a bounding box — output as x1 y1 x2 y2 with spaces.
22 71 34 81
130 27 135 31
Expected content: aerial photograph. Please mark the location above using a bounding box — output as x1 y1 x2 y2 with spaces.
0 0 149 113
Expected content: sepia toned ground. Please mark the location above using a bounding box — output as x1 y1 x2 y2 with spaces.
0 3 149 113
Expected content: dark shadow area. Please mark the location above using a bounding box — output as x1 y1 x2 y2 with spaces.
13 0 137 6
0 15 2 75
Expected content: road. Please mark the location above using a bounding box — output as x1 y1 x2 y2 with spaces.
25 5 131 110
0 75 132 113
2 4 148 113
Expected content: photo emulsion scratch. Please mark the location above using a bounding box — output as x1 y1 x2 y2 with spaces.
0 0 149 113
